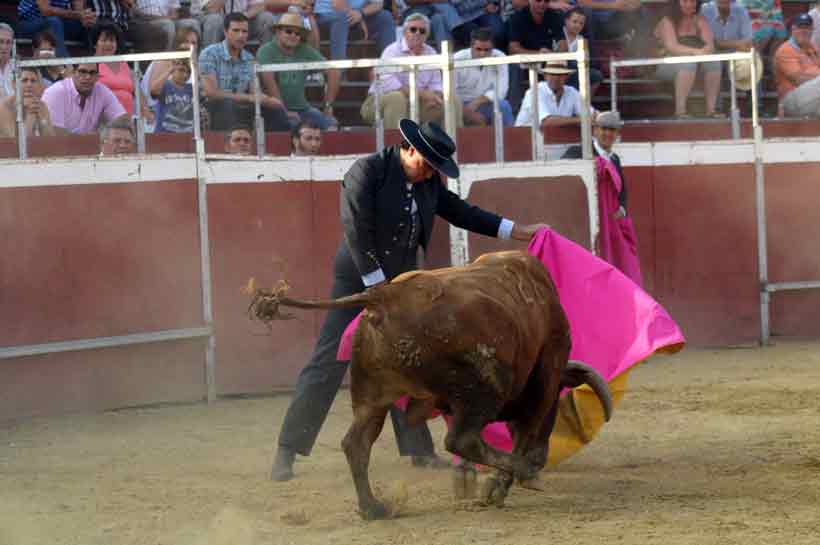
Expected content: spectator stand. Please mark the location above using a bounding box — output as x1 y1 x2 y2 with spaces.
255 40 595 161
255 40 600 259
609 50 762 139
5 46 218 402
13 47 198 158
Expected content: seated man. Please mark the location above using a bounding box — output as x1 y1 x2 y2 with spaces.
41 62 128 134
16 1 96 58
225 125 254 154
507 0 564 113
199 12 290 131
515 60 592 128
99 116 137 155
315 0 394 99
361 13 463 129
0 66 56 138
130 0 183 52
774 13 820 118
257 12 338 130
453 27 514 126
200 0 277 47
400 0 463 49
0 24 15 99
291 119 322 155
86 0 131 35
557 8 602 97
701 0 753 54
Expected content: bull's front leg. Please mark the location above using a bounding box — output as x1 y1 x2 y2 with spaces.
341 403 390 520
452 459 478 500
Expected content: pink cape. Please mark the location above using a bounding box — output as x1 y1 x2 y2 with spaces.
597 155 643 286
336 229 685 456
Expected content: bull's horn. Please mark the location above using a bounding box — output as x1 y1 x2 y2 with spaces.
564 360 613 422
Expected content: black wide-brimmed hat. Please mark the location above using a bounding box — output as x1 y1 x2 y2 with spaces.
398 119 460 178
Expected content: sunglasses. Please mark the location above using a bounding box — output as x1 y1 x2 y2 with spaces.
282 28 302 36
76 68 99 77
406 26 427 35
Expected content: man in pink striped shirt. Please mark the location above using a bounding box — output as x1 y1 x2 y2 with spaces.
360 12 463 129
42 62 127 135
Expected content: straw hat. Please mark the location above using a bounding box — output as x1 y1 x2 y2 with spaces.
735 50 763 92
273 12 308 37
539 60 576 75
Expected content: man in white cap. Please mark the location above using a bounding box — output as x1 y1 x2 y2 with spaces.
774 13 820 118
514 60 594 129
563 111 641 285
270 118 550 482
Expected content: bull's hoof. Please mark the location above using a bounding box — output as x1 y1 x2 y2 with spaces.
453 463 478 500
358 501 390 520
480 475 511 508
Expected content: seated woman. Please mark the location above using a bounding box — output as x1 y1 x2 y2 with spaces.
654 0 722 118
0 66 55 138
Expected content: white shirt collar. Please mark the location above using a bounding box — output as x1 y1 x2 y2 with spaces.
593 138 613 161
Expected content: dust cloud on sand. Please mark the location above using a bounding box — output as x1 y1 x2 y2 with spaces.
2 340 820 545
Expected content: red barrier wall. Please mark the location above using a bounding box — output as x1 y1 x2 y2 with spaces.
3 128 820 419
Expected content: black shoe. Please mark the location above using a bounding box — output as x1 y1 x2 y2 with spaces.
270 447 296 482
411 454 452 469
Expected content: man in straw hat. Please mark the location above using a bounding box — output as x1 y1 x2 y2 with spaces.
774 13 820 117
563 110 641 286
257 11 339 130
270 118 550 481
515 60 595 129
701 0 760 112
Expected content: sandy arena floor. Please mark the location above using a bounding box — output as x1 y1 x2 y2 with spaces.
2 340 820 545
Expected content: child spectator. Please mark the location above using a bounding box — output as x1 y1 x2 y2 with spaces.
557 8 602 97
151 60 195 132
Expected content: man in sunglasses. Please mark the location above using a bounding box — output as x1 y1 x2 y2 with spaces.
257 12 338 130
42 62 128 135
361 13 463 129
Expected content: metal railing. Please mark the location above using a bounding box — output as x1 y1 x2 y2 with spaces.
6 48 217 401
13 49 200 159
610 50 759 139
254 40 595 162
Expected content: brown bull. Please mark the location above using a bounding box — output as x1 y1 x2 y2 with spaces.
250 250 612 519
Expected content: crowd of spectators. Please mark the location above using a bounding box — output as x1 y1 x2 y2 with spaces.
1 0 820 154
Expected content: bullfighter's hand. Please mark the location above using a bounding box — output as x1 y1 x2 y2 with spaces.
511 222 550 241
613 206 626 219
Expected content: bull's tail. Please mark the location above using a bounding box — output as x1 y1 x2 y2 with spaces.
247 279 376 323
561 360 613 422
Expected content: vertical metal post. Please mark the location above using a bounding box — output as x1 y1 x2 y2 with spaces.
14 60 27 159
493 65 504 163
754 123 769 345
190 46 202 146
408 66 419 124
729 58 740 140
578 39 593 160
253 64 265 158
190 46 216 401
132 62 146 154
610 57 618 113
750 51 760 130
528 65 540 161
441 40 457 143
374 68 384 151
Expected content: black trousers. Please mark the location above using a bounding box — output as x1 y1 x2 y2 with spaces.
277 248 436 457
